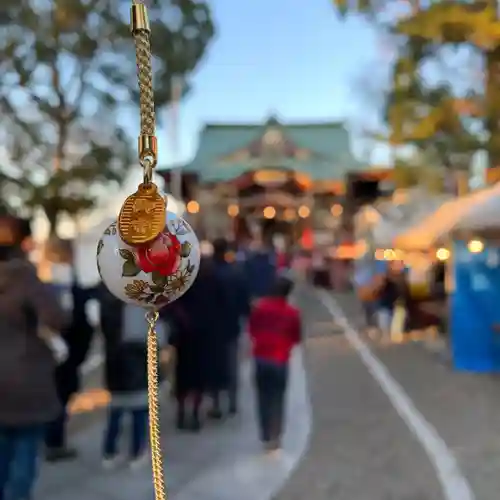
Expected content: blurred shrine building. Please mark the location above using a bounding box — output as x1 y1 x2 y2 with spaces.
158 116 393 248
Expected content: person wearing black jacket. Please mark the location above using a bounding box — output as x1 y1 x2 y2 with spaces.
163 257 229 431
209 238 250 417
44 279 97 462
376 260 410 337
98 284 166 469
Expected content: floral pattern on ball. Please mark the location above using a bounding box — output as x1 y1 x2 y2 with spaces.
96 214 200 308
119 242 195 307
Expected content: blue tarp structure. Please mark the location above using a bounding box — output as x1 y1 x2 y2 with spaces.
451 240 500 372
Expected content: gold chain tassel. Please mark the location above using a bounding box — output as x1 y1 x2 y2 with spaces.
146 311 167 500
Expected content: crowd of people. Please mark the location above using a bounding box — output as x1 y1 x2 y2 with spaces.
0 215 302 500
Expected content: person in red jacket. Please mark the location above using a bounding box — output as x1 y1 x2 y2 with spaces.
248 275 301 454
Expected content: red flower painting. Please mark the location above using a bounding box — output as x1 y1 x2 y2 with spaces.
137 232 182 277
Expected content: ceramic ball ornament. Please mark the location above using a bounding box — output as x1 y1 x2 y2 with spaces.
97 210 200 309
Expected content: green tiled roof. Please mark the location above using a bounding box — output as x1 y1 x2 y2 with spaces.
185 117 362 182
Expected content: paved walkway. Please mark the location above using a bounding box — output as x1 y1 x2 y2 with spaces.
37 350 310 500
274 288 500 500
372 323 500 499
274 288 444 500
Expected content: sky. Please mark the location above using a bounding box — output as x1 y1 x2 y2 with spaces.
158 0 389 167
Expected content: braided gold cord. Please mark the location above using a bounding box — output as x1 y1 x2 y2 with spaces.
134 29 156 136
132 0 156 136
146 311 167 500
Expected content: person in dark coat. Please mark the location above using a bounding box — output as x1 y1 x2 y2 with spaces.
98 284 167 468
45 277 97 461
243 240 277 299
209 238 250 417
164 257 229 431
376 260 411 337
0 215 67 500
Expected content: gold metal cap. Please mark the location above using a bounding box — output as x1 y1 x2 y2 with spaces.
131 4 150 33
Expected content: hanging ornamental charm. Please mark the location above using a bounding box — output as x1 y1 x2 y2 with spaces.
95 2 200 499
97 213 199 308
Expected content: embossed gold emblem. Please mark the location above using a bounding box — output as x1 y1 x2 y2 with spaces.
118 183 166 246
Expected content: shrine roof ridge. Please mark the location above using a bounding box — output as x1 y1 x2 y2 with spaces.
174 116 363 182
200 119 346 130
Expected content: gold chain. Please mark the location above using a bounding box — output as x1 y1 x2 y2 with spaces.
146 311 167 500
130 3 166 498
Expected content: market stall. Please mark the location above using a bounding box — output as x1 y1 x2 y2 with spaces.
392 182 500 371
392 186 500 301
360 190 450 298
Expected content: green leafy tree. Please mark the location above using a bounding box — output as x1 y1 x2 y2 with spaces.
332 0 500 171
395 1 500 168
387 48 480 169
0 0 214 234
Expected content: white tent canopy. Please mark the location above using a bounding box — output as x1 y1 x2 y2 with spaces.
395 183 500 250
355 188 451 248
456 186 500 231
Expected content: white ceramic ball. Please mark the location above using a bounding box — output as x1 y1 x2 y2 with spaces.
96 211 200 309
